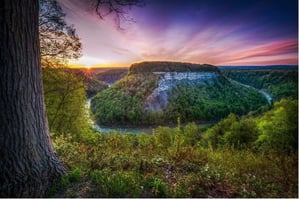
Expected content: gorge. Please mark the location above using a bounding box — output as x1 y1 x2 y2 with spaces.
90 61 268 126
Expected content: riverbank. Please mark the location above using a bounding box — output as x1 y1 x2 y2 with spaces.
86 77 273 134
92 122 215 134
87 98 215 134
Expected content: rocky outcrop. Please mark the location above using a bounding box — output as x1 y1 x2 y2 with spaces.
144 72 220 111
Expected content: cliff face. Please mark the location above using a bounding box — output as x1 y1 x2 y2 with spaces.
144 72 220 111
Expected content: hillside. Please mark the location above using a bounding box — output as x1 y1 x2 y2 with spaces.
94 68 128 85
222 69 298 101
71 69 109 97
91 62 268 126
84 76 109 98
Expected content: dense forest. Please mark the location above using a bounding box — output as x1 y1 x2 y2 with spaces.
223 69 298 101
129 61 219 74
94 68 128 85
90 62 268 125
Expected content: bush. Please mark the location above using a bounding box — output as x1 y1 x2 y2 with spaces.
256 98 298 153
43 68 93 140
90 170 143 197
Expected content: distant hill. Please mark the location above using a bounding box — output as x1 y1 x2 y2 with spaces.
94 68 128 85
83 76 109 98
129 61 218 74
71 69 109 97
222 69 298 101
219 65 298 70
91 61 268 126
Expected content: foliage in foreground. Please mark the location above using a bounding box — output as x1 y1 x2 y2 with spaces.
43 68 91 140
204 98 298 153
48 99 298 198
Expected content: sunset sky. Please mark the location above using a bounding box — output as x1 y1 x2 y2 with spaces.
57 0 298 68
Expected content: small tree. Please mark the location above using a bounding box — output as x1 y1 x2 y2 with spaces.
40 0 88 139
256 99 298 153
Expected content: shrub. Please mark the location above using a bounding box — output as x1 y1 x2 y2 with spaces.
90 170 143 197
256 98 298 153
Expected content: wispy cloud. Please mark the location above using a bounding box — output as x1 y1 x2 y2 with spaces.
58 0 298 67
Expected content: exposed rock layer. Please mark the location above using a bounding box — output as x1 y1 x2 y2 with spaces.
144 72 220 111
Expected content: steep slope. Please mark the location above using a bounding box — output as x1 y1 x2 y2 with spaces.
144 72 220 111
222 69 298 101
71 69 109 97
129 61 218 74
84 77 108 98
91 61 268 125
94 68 128 85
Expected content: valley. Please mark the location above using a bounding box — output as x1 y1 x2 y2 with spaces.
90 62 269 126
87 97 215 134
44 63 298 198
83 62 295 134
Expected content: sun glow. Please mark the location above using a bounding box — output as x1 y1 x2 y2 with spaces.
69 56 111 68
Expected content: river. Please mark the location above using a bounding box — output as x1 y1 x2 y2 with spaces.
228 79 273 104
258 89 273 103
86 99 155 134
86 99 214 134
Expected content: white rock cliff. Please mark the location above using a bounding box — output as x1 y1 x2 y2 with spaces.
144 72 219 111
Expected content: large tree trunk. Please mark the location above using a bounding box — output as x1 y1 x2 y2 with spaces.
0 0 66 197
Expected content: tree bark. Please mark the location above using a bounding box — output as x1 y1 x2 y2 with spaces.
0 0 66 197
